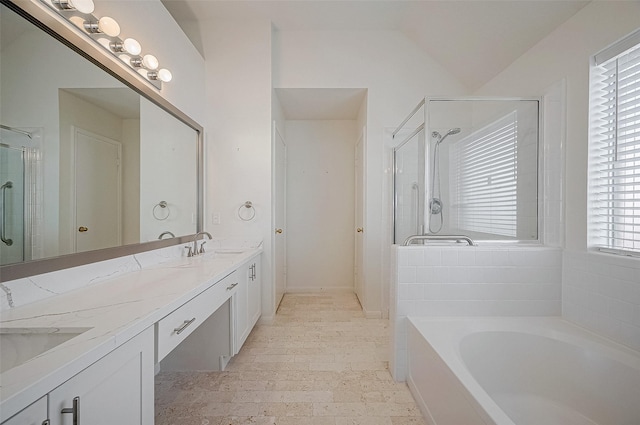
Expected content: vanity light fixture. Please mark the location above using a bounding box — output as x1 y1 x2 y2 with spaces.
83 16 120 37
110 38 142 56
148 68 173 83
52 0 94 14
41 0 172 89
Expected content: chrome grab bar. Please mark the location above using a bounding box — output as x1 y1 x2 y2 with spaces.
1 181 13 246
403 234 475 246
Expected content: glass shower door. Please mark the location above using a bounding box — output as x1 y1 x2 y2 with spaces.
0 144 25 265
393 128 426 244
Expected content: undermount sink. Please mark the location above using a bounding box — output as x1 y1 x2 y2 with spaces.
0 327 91 373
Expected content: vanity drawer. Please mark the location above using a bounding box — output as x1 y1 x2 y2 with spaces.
156 271 239 361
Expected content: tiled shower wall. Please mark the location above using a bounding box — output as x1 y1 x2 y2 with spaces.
390 245 563 381
563 250 640 352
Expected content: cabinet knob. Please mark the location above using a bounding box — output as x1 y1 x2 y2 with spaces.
357 227 364 233
78 226 88 233
275 228 283 234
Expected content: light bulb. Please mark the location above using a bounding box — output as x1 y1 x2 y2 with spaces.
68 0 94 13
142 54 158 70
157 68 172 83
98 17 120 37
123 38 141 56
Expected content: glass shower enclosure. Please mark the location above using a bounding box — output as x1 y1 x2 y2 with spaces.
393 97 540 244
0 125 40 265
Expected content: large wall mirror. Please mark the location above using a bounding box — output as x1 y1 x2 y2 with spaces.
0 0 203 281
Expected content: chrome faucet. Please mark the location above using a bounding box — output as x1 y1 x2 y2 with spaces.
192 231 213 256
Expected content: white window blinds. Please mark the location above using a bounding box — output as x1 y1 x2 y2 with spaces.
451 112 518 237
589 35 640 255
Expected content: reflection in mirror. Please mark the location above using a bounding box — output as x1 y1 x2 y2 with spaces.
0 2 199 268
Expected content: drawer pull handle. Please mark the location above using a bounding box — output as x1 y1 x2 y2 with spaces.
226 282 238 290
174 318 196 334
61 396 79 425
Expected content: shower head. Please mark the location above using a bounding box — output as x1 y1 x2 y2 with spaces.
433 127 461 145
446 128 461 136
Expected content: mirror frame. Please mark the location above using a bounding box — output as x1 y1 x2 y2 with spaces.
0 0 204 282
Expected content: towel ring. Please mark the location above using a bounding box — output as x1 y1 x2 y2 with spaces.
238 201 256 221
153 201 170 220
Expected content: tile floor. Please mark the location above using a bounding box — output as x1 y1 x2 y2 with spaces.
155 293 426 425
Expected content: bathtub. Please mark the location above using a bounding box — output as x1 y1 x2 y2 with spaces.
406 317 640 425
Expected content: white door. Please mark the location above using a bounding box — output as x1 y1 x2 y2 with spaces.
354 127 366 305
73 128 122 253
273 123 287 310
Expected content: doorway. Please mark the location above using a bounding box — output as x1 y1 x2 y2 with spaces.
272 88 367 304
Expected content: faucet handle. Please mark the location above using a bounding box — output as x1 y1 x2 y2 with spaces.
184 245 194 257
198 241 207 254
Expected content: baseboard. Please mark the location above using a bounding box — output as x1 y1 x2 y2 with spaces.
284 286 354 293
258 314 275 324
363 309 382 319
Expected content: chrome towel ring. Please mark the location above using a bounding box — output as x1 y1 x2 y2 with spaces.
153 201 170 220
238 201 256 221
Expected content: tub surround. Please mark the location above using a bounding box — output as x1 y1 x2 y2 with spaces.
406 316 640 425
391 245 563 381
0 243 262 421
563 250 640 352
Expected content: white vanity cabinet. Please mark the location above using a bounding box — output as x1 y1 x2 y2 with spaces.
1 397 47 425
233 256 261 354
48 327 154 425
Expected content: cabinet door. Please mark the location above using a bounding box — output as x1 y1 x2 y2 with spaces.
233 264 249 354
49 327 154 425
248 258 261 328
1 396 47 425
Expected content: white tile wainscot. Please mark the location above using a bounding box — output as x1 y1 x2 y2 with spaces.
0 246 262 423
390 245 562 381
563 250 640 352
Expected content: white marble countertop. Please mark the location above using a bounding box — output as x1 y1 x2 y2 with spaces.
0 247 262 421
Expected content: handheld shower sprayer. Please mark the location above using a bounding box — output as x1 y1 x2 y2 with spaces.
428 127 461 233
432 127 461 145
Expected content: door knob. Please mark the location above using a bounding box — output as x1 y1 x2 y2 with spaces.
357 228 364 233
275 228 283 234
78 226 88 232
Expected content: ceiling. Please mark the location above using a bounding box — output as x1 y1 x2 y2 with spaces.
275 88 367 120
161 0 590 91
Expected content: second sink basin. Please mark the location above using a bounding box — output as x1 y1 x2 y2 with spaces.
0 327 91 373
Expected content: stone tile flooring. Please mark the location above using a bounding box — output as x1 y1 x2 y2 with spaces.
155 293 426 425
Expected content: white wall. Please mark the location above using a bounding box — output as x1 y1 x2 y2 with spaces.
475 0 640 351
201 19 275 317
274 29 467 317
284 120 358 292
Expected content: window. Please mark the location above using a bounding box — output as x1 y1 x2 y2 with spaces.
589 30 640 255
450 112 518 237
